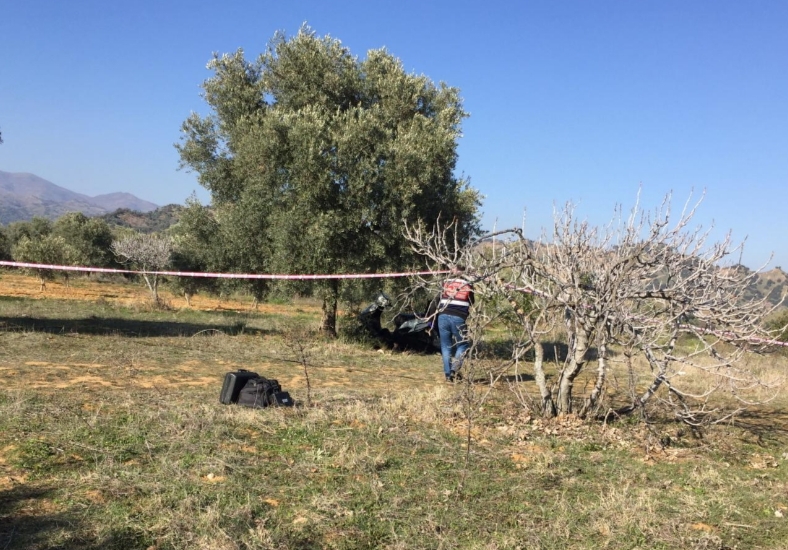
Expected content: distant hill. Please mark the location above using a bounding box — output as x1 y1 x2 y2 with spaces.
90 192 158 213
734 265 788 309
0 170 158 224
99 204 183 233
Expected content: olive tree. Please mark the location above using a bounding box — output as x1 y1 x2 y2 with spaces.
5 217 54 247
0 226 10 261
53 212 115 268
407 194 783 423
168 197 222 306
177 26 479 336
12 234 75 290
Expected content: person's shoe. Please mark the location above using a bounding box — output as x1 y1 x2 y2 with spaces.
445 374 455 383
450 370 463 382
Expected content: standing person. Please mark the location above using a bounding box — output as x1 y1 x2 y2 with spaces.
437 265 474 382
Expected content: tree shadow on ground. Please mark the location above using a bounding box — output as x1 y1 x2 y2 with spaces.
632 408 788 448
480 340 602 362
732 408 788 445
0 484 151 550
0 485 58 550
0 316 268 338
497 373 536 383
467 372 535 385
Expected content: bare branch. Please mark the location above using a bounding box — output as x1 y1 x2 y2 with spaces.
405 192 781 422
111 233 173 303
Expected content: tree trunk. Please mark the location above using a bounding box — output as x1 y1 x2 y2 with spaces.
579 337 607 418
321 279 339 338
141 272 159 303
533 340 557 418
635 347 667 407
556 328 590 414
250 280 267 311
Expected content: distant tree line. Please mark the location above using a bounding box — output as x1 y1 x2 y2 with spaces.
0 211 207 302
0 205 441 315
0 213 118 289
99 204 183 234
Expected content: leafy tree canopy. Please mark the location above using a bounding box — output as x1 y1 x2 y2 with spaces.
5 217 53 246
177 26 480 334
12 234 75 289
0 227 9 261
53 212 115 268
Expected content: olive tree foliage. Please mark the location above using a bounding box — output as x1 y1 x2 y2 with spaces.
3 214 116 286
111 233 173 304
5 217 54 247
8 217 75 289
168 196 223 306
0 226 10 261
12 234 75 290
165 195 274 308
53 212 115 268
406 194 784 424
177 27 480 335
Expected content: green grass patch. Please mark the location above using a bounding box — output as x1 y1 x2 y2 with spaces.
2 283 788 548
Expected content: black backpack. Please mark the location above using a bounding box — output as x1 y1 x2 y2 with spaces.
237 376 294 408
219 369 260 405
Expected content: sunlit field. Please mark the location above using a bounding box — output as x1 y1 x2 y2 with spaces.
2 271 788 550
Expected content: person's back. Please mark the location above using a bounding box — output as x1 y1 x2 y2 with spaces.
439 276 474 319
437 266 474 382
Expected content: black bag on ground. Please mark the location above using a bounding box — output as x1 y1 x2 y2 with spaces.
237 376 294 408
269 390 295 407
219 369 260 405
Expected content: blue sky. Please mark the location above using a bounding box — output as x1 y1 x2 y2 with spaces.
1 0 786 270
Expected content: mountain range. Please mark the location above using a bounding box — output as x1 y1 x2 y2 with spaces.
0 170 158 224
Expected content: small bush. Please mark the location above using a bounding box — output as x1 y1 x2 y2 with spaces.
766 310 788 342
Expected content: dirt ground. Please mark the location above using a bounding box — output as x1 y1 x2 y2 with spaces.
0 272 443 394
0 272 455 496
0 271 322 315
3 269 785 406
7 272 788 550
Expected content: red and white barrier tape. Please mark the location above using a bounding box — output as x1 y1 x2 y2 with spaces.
0 261 447 280
3 260 785 347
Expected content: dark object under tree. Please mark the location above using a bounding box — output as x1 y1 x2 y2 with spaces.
358 293 440 352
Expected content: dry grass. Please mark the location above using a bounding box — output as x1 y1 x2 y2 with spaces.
3 272 788 549
0 271 322 316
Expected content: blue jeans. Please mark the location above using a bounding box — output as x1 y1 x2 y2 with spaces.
438 314 469 378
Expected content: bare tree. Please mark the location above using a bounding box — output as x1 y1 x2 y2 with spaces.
406 193 784 423
111 233 173 304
